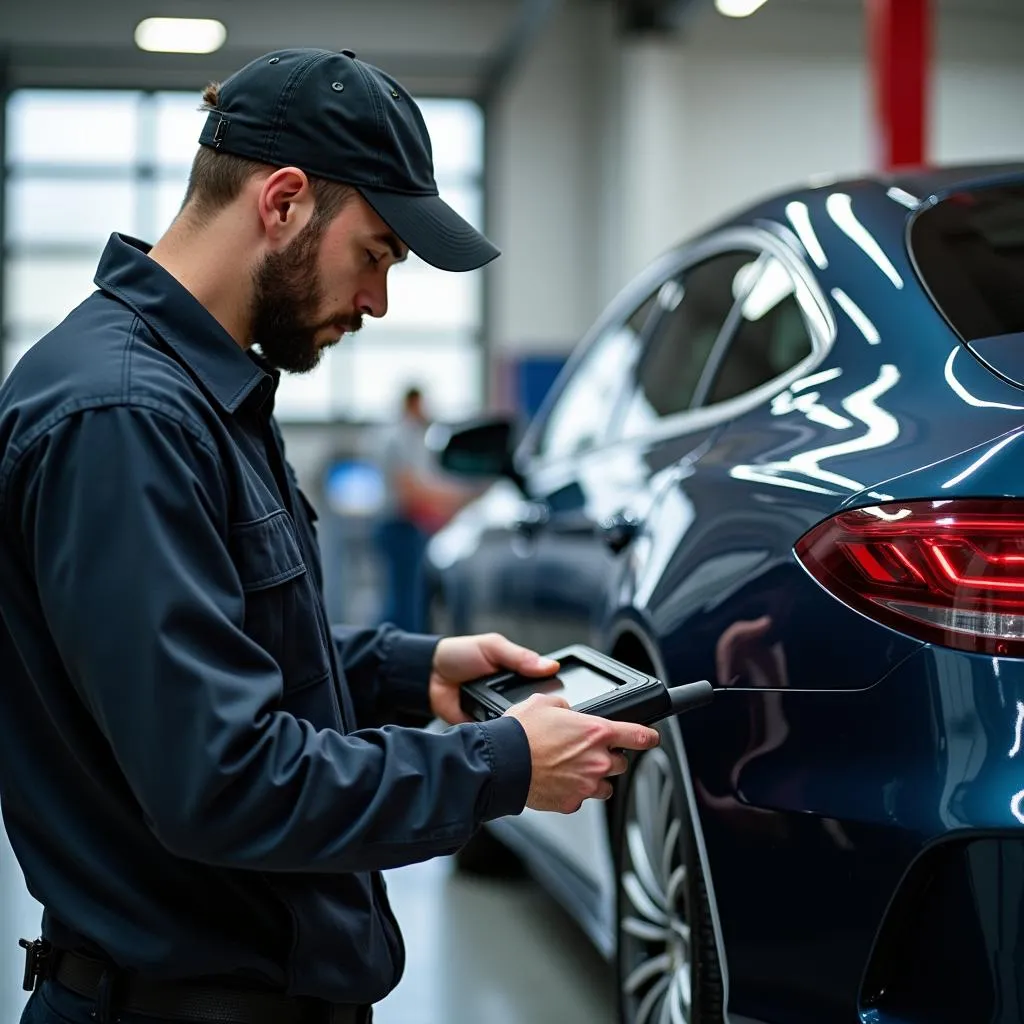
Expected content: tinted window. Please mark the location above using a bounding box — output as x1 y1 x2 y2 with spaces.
620 251 756 437
911 182 1024 341
706 256 814 404
535 295 656 460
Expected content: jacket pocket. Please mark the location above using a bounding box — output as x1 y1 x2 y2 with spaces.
229 509 331 690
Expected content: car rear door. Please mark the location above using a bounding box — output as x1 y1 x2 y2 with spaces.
506 244 770 891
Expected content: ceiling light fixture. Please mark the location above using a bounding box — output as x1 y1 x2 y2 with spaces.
714 0 769 17
134 17 227 54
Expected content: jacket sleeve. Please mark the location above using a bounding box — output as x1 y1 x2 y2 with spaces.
18 404 532 872
331 625 438 728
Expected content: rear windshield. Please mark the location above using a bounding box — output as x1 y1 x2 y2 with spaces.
910 182 1024 341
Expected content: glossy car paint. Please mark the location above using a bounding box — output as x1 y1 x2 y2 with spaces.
427 165 1024 1023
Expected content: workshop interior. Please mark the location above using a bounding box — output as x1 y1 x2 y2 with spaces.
2 0 1024 1022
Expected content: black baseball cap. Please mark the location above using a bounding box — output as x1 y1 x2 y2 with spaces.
197 47 499 273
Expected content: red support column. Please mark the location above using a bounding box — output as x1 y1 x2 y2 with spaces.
867 0 932 171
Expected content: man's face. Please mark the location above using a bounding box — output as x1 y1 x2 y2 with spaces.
251 194 408 373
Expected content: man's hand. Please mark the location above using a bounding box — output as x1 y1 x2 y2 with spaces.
429 632 559 725
506 694 661 813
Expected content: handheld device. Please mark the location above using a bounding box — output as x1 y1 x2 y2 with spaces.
459 644 712 726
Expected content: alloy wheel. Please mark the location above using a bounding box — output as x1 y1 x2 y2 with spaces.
618 747 694 1024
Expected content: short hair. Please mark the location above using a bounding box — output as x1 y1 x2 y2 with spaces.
181 82 356 224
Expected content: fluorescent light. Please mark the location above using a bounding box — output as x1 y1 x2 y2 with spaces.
134 17 227 54
715 0 769 16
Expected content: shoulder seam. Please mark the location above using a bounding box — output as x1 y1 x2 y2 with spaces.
0 397 222 523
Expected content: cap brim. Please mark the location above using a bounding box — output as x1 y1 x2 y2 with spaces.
358 187 500 272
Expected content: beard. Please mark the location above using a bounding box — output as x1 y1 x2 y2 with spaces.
250 224 362 374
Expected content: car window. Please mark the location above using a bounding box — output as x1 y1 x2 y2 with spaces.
618 251 757 438
534 294 657 461
910 181 1024 341
704 256 814 405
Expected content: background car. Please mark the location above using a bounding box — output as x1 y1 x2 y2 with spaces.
425 163 1024 1024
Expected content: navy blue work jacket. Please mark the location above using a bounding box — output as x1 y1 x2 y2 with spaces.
0 234 531 1005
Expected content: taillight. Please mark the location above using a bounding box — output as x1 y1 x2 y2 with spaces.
795 500 1024 656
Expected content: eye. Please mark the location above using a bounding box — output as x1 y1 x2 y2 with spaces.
366 249 382 267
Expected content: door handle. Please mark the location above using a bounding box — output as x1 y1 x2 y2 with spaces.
599 510 642 554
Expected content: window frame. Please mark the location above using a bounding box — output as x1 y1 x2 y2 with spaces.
611 246 765 441
602 226 835 450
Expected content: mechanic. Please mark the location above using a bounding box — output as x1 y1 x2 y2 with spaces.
0 48 661 1024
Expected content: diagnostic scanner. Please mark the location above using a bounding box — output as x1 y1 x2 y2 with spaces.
459 644 712 726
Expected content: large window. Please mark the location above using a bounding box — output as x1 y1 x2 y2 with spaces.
618 251 755 437
2 90 485 422
705 256 813 405
910 182 1024 343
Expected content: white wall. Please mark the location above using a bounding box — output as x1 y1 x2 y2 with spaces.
487 1 606 355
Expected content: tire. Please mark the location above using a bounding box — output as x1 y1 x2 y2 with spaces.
453 826 527 879
615 746 724 1024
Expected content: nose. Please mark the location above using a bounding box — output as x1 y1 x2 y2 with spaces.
355 278 388 319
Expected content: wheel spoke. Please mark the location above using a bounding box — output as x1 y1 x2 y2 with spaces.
678 963 692 1010
622 915 671 943
625 953 672 994
638 750 670 855
634 974 670 1024
661 817 681 889
623 872 670 926
659 989 673 1024
666 864 688 910
656 775 674 851
669 971 688 1024
669 917 691 947
627 822 668 911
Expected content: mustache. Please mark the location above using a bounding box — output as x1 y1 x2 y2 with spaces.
324 313 363 335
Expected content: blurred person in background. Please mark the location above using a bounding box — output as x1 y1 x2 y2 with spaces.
0 47 661 1024
376 384 475 632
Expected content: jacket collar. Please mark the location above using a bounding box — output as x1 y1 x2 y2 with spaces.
94 233 275 414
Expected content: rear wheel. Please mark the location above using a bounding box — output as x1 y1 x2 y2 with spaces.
616 746 723 1024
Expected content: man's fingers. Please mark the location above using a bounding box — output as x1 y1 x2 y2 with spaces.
605 721 661 751
607 752 630 777
509 692 571 713
481 633 559 677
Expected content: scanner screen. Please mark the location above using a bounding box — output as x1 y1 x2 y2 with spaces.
497 664 620 706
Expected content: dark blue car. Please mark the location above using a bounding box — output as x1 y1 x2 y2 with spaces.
425 163 1024 1024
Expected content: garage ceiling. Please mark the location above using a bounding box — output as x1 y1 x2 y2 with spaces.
1 0 1019 93
0 0 526 94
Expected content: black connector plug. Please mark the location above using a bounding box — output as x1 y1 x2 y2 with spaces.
666 680 714 715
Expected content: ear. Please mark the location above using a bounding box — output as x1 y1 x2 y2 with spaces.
256 167 315 249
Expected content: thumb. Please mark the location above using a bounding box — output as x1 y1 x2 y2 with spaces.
482 634 559 677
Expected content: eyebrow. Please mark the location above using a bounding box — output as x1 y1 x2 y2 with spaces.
373 231 409 263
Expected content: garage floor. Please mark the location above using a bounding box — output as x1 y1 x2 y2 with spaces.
1 846 617 1024
375 856 618 1024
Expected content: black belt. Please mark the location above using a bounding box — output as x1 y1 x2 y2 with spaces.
51 950 369 1024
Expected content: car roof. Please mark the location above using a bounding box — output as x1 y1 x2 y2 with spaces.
686 160 1024 250
785 161 1024 207
885 160 1024 199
